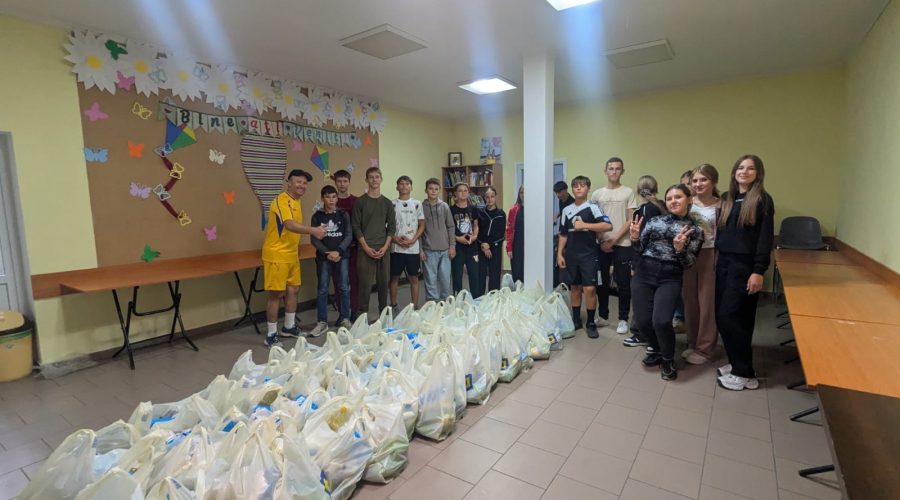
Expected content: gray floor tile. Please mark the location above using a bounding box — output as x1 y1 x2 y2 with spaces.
399 440 440 480
558 446 631 494
630 449 702 498
707 429 774 470
459 417 525 453
486 398 544 429
526 370 573 391
774 458 842 500
620 479 694 500
709 408 771 442
659 386 714 415
593 403 653 434
607 385 661 412
538 401 597 431
701 454 778 500
698 484 754 499
541 475 617 500
0 470 27 500
553 384 609 410
578 421 644 461
462 470 543 500
506 382 559 409
642 425 708 465
390 466 471 500
517 419 583 457
429 439 501 484
652 404 710 438
351 477 406 500
493 442 565 489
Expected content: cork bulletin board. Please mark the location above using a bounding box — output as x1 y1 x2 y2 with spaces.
76 86 377 266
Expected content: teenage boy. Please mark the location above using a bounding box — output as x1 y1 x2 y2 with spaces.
421 178 456 302
390 176 425 309
262 169 326 348
332 169 359 316
450 183 481 298
352 167 396 321
309 185 353 337
591 157 638 335
558 176 612 338
553 181 575 287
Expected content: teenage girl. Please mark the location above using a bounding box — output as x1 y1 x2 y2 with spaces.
505 186 525 283
477 187 506 293
623 175 666 348
450 183 481 297
630 184 703 380
682 164 721 365
715 154 775 391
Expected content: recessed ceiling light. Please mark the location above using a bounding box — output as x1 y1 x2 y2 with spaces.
458 77 517 95
341 24 427 60
546 0 600 11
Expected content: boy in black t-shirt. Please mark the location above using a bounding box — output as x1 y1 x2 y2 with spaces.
310 185 353 336
557 176 613 338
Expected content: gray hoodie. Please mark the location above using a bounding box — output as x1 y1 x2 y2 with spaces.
421 199 456 251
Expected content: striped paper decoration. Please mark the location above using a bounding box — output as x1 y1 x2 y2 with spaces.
239 134 288 228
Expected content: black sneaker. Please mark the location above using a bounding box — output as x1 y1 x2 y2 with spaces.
661 359 678 380
642 352 662 367
280 324 301 338
585 323 599 339
572 317 583 331
623 335 647 347
645 345 657 354
264 334 283 349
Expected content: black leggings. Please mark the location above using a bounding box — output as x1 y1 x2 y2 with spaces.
598 245 633 321
715 252 760 378
632 258 683 361
479 246 502 293
451 244 481 297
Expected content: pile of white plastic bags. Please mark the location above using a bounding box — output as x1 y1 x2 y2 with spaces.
20 279 575 500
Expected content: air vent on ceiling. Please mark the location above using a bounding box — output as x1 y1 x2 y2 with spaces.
605 39 674 69
340 24 427 60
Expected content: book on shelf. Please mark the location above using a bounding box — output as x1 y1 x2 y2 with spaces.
468 168 493 187
444 169 466 188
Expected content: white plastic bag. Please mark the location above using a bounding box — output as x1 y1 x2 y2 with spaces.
361 400 409 482
75 468 143 500
415 346 457 440
274 433 329 500
145 477 197 500
17 429 96 500
228 350 264 382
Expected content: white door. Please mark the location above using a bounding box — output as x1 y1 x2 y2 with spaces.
0 134 27 312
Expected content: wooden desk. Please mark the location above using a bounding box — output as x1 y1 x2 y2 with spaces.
774 249 857 266
778 262 900 325
791 315 900 397
815 385 900 500
59 259 223 293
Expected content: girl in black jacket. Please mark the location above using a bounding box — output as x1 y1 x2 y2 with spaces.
715 154 775 391
477 187 506 293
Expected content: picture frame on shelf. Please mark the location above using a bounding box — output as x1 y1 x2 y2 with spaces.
448 152 462 166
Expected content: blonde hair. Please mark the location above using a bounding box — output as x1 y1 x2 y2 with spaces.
691 163 721 198
636 175 666 214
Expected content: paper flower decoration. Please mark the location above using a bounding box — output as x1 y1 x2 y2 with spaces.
64 31 117 93
117 41 162 96
303 87 329 127
368 102 387 134
273 81 304 120
329 93 351 128
205 65 241 111
160 55 204 102
350 99 369 129
240 72 274 114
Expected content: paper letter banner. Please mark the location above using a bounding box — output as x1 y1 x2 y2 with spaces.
240 134 288 228
159 100 362 149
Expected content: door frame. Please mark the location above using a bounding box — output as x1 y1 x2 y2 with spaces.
0 132 35 319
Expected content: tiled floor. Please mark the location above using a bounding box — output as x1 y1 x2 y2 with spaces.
0 293 844 499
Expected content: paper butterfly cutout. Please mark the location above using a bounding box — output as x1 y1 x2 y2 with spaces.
178 210 192 226
312 200 322 212
369 158 378 167
153 184 171 201
129 182 151 199
214 95 227 110
105 40 128 60
240 100 255 115
154 144 173 158
148 69 167 84
233 72 247 89
192 64 210 82
223 191 236 205
116 71 135 91
209 149 226 164
346 162 355 173
84 148 108 163
83 102 108 122
169 162 185 179
127 140 145 158
364 135 373 146
141 244 160 263
132 101 153 120
204 226 217 241
292 140 303 152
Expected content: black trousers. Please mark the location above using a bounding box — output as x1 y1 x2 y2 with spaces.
631 258 683 361
598 245 633 321
479 246 502 293
715 252 759 378
452 244 481 298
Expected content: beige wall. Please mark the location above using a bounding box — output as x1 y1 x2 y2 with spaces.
839 0 900 272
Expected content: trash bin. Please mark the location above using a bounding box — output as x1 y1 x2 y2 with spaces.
0 310 33 382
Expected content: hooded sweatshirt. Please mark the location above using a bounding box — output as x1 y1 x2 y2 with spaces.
422 198 456 252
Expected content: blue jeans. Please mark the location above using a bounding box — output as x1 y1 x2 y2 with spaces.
423 250 452 302
317 259 350 322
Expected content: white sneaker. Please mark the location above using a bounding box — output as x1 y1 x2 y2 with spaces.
681 348 695 359
685 352 709 365
338 318 353 329
308 321 329 338
718 373 759 391
616 320 629 335
595 315 609 327
717 363 732 377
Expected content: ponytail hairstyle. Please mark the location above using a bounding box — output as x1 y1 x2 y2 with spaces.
718 154 768 228
692 163 721 198
636 175 666 214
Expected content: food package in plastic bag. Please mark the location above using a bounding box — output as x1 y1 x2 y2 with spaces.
240 381 284 418
148 425 213 494
273 432 329 500
456 332 492 405
129 395 220 436
200 376 245 416
95 420 139 454
392 303 421 332
537 301 564 351
367 358 419 437
111 430 170 491
228 349 265 382
414 346 457 440
498 319 528 383
208 430 281 499
145 477 197 500
551 284 576 338
75 468 143 500
17 429 96 500
361 400 409 483
500 273 515 290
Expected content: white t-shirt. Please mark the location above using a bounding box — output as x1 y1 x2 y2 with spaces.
590 185 638 246
690 201 719 249
392 197 425 254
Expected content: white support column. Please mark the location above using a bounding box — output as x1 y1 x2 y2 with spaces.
523 53 554 290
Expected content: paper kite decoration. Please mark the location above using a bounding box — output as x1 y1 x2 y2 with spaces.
310 145 329 175
240 134 288 228
164 121 197 152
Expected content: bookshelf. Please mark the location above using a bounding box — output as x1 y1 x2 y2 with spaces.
441 163 504 208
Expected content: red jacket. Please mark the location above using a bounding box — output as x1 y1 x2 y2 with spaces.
506 203 521 253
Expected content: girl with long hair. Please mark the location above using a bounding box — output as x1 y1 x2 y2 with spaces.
623 175 666 348
477 187 506 292
505 186 525 283
715 154 775 390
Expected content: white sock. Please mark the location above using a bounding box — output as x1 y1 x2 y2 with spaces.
284 312 296 328
267 322 278 336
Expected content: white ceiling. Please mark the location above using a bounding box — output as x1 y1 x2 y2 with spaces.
0 0 890 119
